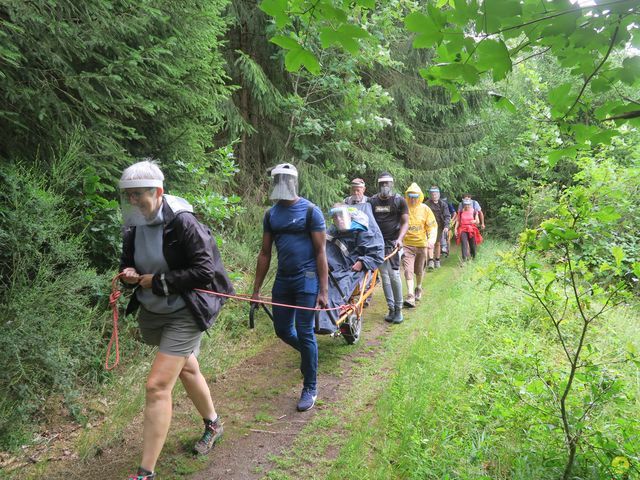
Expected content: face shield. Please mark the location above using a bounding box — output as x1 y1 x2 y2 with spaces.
378 181 394 197
269 164 298 201
377 173 394 198
118 179 163 227
407 192 420 206
330 206 352 232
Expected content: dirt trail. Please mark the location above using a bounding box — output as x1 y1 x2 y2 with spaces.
191 325 388 480
39 295 393 480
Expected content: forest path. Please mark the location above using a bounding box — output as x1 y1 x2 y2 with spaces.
190 254 462 480
29 249 462 480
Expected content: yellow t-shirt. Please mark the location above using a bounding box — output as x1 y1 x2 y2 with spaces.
404 204 438 247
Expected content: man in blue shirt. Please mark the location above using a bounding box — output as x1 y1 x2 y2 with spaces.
252 164 328 412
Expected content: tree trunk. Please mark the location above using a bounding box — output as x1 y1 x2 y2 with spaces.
239 19 249 170
562 438 577 480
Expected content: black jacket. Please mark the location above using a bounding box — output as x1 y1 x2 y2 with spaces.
120 197 235 331
425 198 451 229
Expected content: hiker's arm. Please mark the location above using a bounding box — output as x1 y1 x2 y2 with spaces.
397 213 409 246
311 230 328 308
252 231 273 300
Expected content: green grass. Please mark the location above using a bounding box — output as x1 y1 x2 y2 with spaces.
255 411 276 424
323 243 640 480
264 242 640 480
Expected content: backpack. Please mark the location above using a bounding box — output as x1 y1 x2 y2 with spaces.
264 203 316 236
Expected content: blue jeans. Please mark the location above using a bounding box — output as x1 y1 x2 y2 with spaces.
272 271 319 390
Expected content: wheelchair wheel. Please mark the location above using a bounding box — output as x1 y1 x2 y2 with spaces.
340 313 362 345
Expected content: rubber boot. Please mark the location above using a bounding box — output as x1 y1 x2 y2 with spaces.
392 307 404 324
384 307 395 323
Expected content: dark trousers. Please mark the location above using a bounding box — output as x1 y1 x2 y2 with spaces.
461 232 477 260
271 272 319 390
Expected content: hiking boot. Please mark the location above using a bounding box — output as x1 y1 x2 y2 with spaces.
193 416 224 455
435 259 441 268
403 294 416 308
392 307 404 324
415 287 423 301
384 307 395 322
427 259 435 270
127 470 156 480
297 387 318 412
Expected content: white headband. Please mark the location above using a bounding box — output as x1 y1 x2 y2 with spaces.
119 179 163 189
271 165 298 177
377 175 393 183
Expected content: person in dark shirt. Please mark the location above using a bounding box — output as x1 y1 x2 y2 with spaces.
252 163 328 412
440 194 457 258
425 186 451 269
368 172 409 324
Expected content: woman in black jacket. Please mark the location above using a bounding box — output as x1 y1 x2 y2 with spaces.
118 160 234 480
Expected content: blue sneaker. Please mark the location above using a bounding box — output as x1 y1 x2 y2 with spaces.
297 387 318 412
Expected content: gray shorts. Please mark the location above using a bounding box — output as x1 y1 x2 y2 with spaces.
138 306 203 357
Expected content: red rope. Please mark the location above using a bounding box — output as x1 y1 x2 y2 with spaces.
105 273 124 371
104 248 399 369
193 289 351 312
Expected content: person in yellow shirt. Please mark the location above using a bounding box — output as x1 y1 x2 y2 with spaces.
402 183 438 307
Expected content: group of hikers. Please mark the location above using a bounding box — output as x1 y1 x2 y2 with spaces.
117 160 485 480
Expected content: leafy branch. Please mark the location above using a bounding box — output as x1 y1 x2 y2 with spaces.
563 20 621 119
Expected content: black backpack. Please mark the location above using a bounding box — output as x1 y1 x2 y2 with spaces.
264 203 316 236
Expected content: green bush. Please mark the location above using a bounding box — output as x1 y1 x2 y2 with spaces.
0 162 110 449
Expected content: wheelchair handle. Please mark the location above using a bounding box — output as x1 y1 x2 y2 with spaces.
249 304 256 329
249 302 273 329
